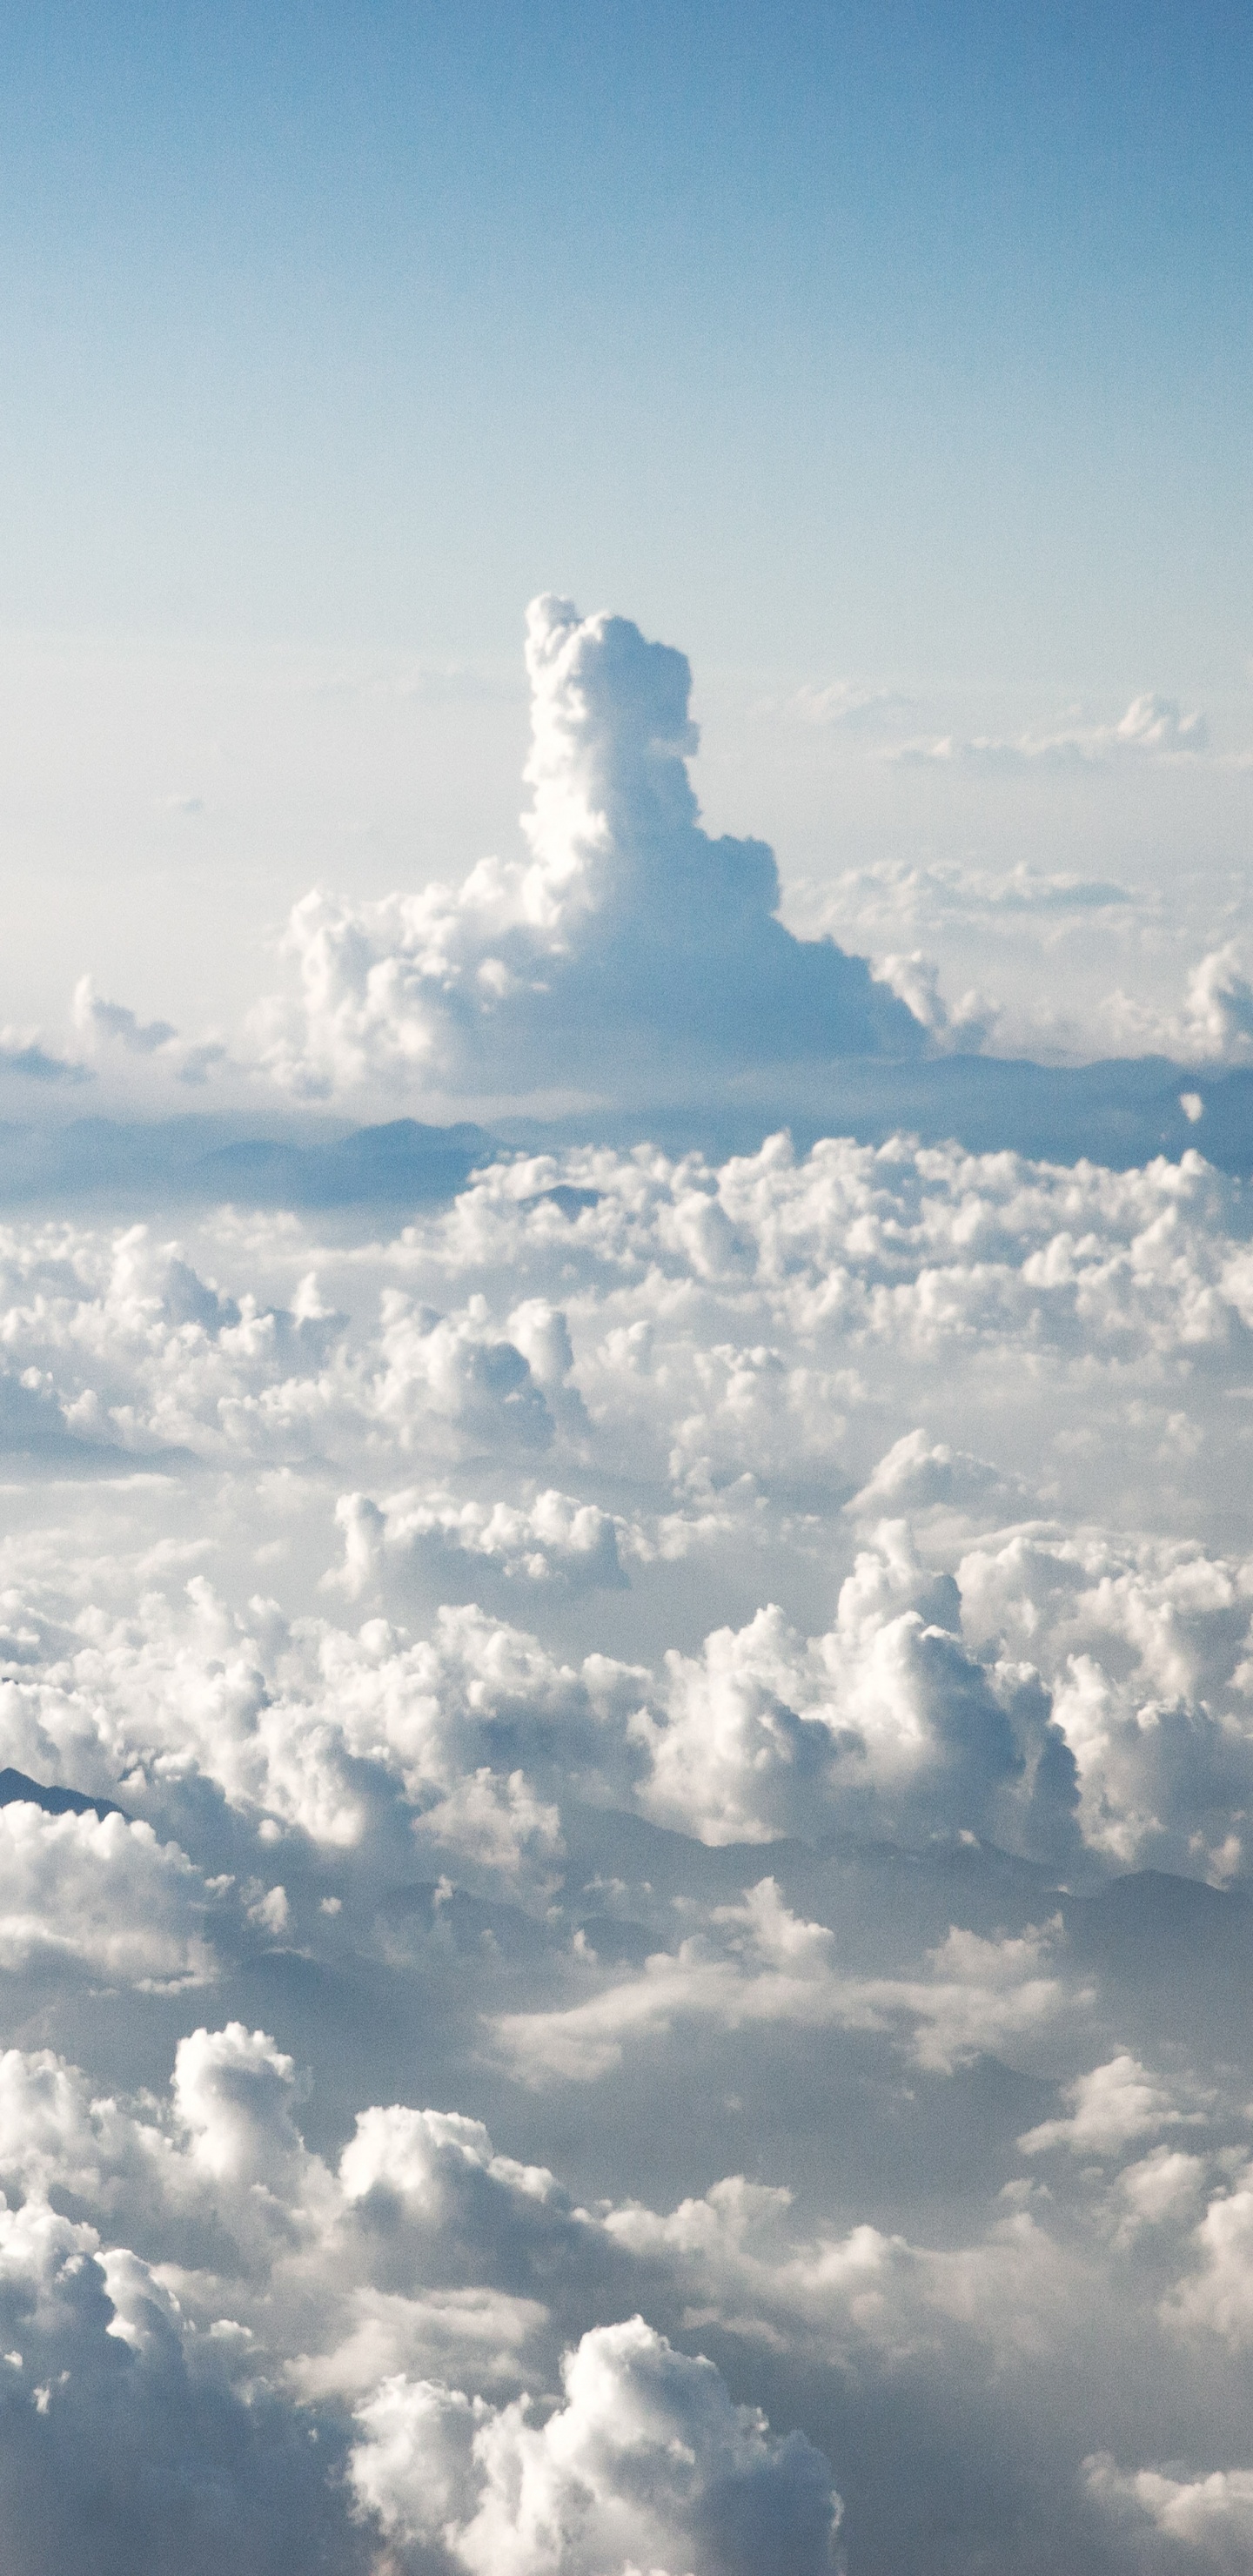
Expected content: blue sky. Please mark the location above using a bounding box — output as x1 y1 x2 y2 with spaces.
2 0 1250 687
0 2 1249 1060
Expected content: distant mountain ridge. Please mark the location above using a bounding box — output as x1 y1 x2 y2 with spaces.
0 1767 123 1821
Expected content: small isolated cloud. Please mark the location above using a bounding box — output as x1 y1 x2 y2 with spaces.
848 1428 1024 1522
874 950 1000 1051
255 594 924 1099
896 689 1209 771
71 976 230 1088
0 1029 90 1084
1108 943 1253 1065
74 981 178 1057
1018 2053 1209 2158
790 676 914 728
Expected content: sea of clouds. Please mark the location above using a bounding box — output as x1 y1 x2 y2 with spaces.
2 600 1253 2570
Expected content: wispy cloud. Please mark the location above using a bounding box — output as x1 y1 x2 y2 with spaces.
895 690 1209 769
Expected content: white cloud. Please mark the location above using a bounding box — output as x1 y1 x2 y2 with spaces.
1164 2164 1253 2349
790 676 913 728
897 690 1209 770
490 1880 1069 2086
1106 943 1253 1066
253 594 922 1100
1018 2054 1209 2157
847 1427 1024 1521
0 1090 1252 2564
349 2313 841 2576
21 588 1253 2575
0 1803 213 1988
873 950 1000 1051
1086 2455 1253 2569
332 1484 631 1598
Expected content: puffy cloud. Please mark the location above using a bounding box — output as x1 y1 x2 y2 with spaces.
411 1768 566 1906
0 2021 857 2576
1109 2146 1209 2244
847 1428 1023 1521
1018 2055 1209 2158
0 1802 213 1988
1085 2455 1253 2570
1108 943 1253 1067
349 2313 841 2576
3 1105 1253 2566
332 1486 630 1600
258 595 922 1099
23 581 1253 2576
633 1526 1079 1860
958 1528 1253 1877
3 1126 1253 1883
873 950 1000 1053
0 1573 653 1855
1164 2165 1253 2349
603 2168 1093 2381
369 1295 559 1453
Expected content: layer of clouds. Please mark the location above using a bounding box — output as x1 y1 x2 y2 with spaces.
2 1134 1253 1889
15 588 1253 2568
895 690 1210 771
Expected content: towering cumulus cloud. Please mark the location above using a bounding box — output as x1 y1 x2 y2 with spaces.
263 596 921 1097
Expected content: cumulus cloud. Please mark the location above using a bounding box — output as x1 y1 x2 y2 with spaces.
847 1427 1025 1521
350 2314 841 2576
1085 2456 1253 2570
872 950 1000 1051
4 1130 1253 1878
628 1527 1080 1860
0 1802 214 1988
256 595 922 1098
3 1089 1253 2566
331 1485 630 1600
1107 943 1253 1066
0 2017 854 2576
1018 2054 1209 2158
